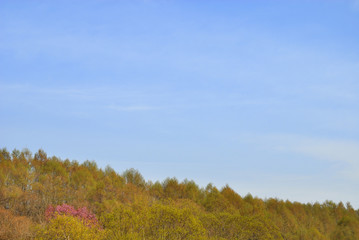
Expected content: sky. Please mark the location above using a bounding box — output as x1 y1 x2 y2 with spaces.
1 0 359 207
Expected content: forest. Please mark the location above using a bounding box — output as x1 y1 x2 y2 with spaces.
1 148 359 240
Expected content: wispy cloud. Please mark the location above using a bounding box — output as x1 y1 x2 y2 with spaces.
353 0 359 10
0 83 165 117
0 83 277 111
289 137 359 164
0 83 159 102
107 105 159 112
0 83 92 99
242 133 359 179
276 135 358 164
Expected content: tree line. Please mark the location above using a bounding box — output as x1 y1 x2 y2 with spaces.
0 148 359 239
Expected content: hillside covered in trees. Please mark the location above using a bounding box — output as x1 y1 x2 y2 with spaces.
1 148 359 240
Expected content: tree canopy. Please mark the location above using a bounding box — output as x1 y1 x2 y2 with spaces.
1 148 359 239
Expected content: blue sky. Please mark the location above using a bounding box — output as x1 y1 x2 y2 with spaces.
1 0 359 207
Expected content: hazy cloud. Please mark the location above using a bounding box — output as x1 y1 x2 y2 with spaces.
267 134 359 164
242 133 359 179
353 0 359 10
107 105 159 112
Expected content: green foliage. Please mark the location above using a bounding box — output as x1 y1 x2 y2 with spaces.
35 214 105 240
331 216 359 240
203 184 234 212
122 168 146 188
147 204 206 240
101 204 144 239
1 148 359 240
101 202 206 240
237 214 283 240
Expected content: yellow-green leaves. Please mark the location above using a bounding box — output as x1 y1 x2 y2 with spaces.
102 203 206 240
35 215 105 240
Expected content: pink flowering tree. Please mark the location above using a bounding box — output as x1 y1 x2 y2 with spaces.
45 204 99 228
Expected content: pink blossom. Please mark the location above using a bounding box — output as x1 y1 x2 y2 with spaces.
45 204 99 227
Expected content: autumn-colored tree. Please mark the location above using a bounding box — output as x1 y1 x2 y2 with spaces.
202 184 234 213
331 215 359 240
163 177 183 199
0 207 33 240
1 148 359 240
122 168 146 188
